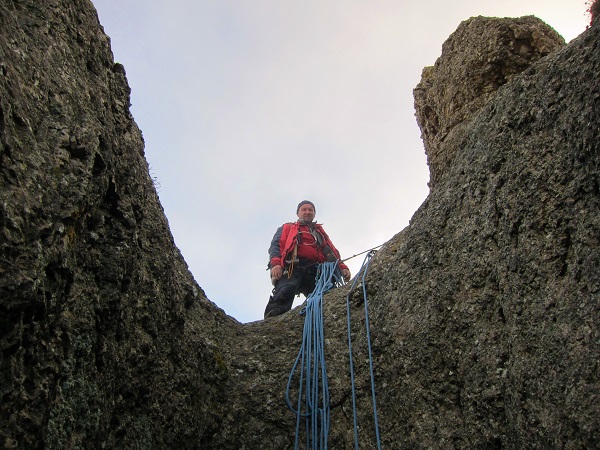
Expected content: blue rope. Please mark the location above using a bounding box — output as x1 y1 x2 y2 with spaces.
286 262 344 450
346 250 381 449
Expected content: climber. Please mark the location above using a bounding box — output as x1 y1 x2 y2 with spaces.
264 200 351 319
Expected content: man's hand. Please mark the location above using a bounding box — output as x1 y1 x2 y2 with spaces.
341 268 351 282
270 265 283 281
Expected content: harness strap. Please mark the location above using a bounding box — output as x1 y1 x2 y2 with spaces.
288 238 298 278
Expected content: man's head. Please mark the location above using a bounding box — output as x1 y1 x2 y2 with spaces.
296 200 316 223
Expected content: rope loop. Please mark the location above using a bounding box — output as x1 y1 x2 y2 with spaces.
285 250 381 449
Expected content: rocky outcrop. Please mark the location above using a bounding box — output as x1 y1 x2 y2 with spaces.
1 2 598 449
591 0 600 26
0 1 235 447
380 15 599 448
413 16 564 188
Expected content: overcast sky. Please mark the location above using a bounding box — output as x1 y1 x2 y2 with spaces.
91 0 589 323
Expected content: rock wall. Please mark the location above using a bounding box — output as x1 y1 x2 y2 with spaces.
377 15 599 448
1 1 598 449
0 1 236 448
413 16 564 188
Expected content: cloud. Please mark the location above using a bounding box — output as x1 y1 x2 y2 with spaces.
93 0 588 322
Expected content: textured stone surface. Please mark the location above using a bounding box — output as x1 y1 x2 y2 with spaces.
414 16 564 188
0 1 236 448
1 1 598 449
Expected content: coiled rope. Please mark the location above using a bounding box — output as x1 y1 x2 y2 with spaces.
286 250 381 449
285 262 344 450
346 249 381 449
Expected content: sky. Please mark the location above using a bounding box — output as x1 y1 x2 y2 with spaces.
91 0 590 323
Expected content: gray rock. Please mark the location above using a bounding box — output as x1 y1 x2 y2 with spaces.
1 2 598 449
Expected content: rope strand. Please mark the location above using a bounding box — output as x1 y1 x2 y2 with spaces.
341 244 384 263
286 250 381 449
286 262 344 449
346 250 382 449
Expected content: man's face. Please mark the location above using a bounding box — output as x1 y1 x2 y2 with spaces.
297 204 315 222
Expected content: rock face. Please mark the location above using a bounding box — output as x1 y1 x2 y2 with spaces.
0 1 235 448
414 16 564 188
1 2 598 449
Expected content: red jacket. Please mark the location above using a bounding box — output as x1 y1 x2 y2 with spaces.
268 221 349 271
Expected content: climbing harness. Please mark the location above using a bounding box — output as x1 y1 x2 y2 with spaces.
286 262 344 449
346 250 382 449
285 248 381 449
288 240 299 278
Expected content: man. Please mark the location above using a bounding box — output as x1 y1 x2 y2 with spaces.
264 200 351 319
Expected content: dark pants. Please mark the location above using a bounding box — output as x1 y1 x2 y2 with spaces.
264 264 319 318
